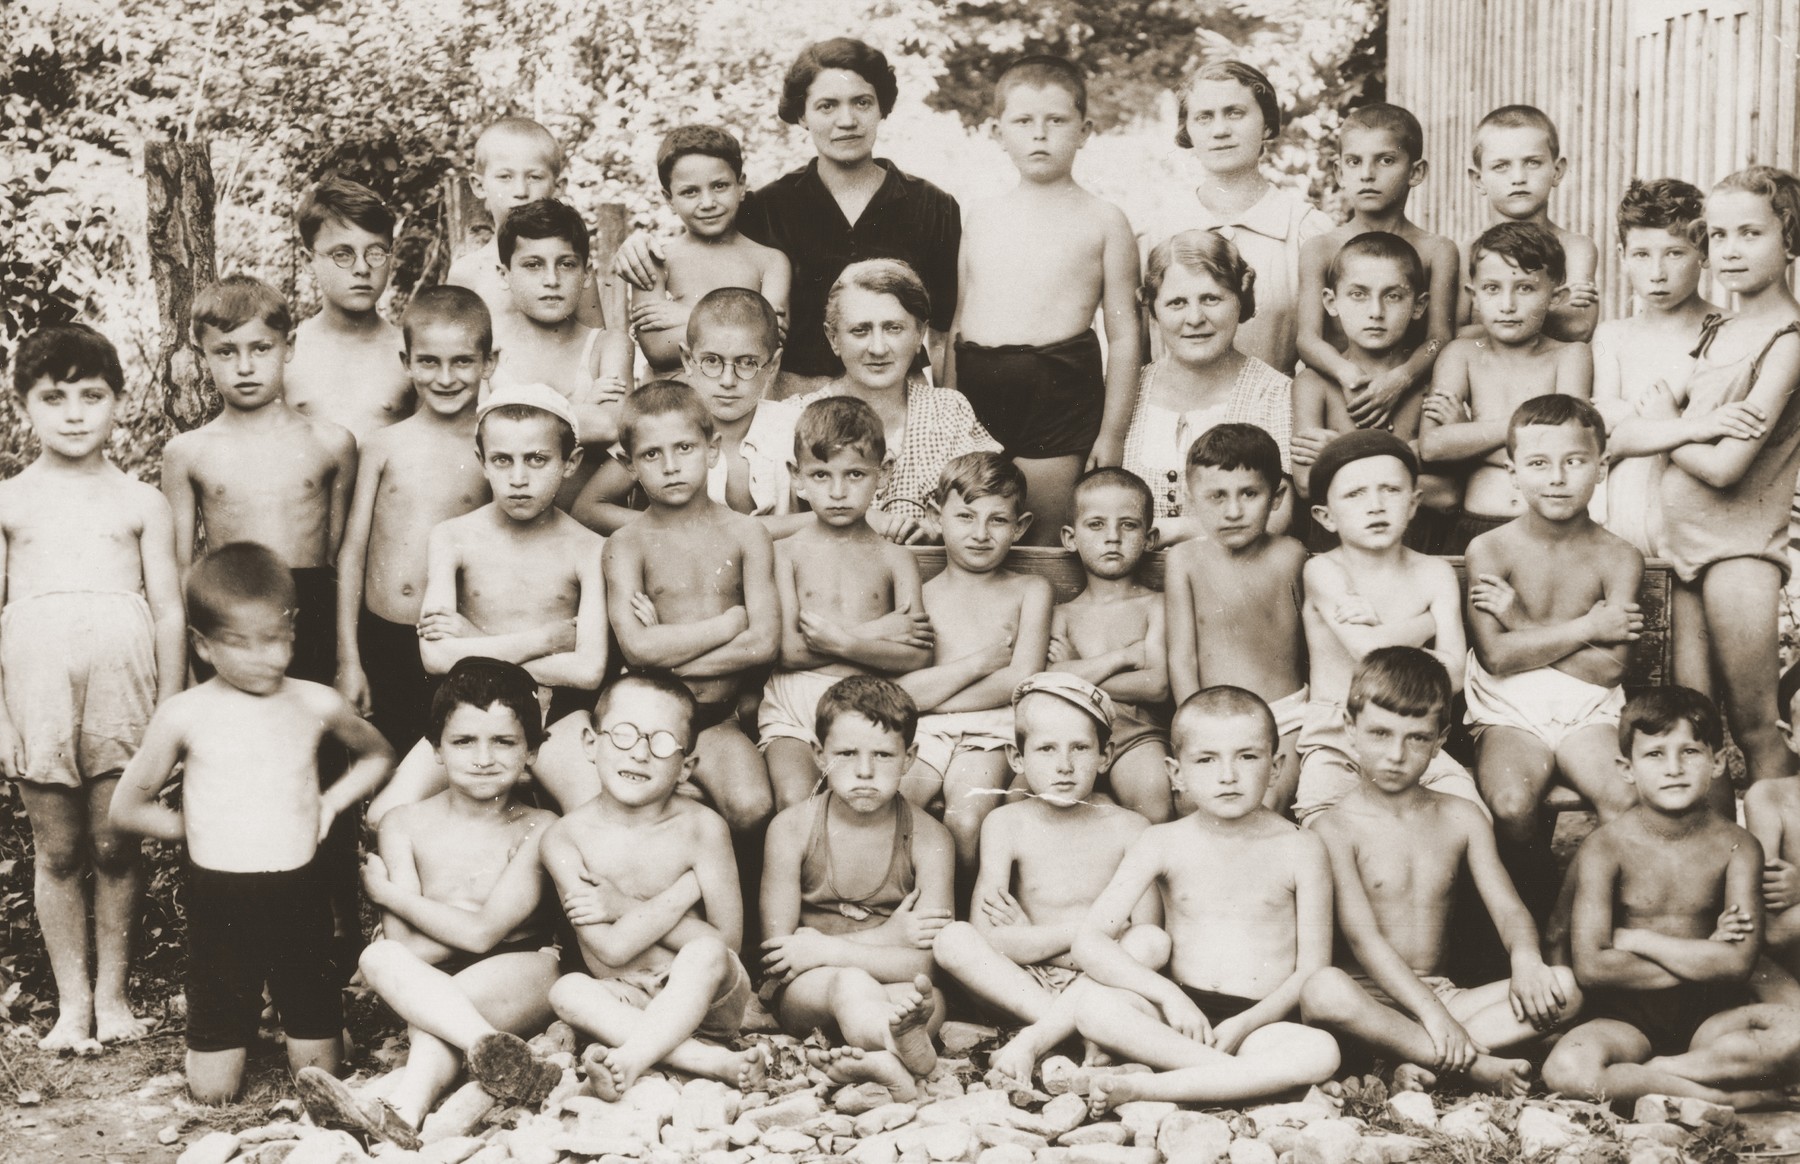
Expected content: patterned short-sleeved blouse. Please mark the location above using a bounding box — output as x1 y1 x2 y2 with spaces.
1122 357 1295 518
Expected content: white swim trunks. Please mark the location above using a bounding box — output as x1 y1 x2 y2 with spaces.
756 669 847 751
915 708 1015 778
1463 651 1624 752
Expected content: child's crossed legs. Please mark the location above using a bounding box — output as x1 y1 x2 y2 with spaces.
779 968 942 1101
1544 1007 1800 1110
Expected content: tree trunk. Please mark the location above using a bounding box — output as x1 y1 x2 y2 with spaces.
145 140 219 432
591 202 628 274
441 173 490 261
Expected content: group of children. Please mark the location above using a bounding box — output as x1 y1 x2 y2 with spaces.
12 35 1800 1134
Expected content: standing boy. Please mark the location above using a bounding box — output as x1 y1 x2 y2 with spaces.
288 175 413 441
1544 688 1800 1110
335 286 494 753
633 126 790 376
899 453 1052 869
952 55 1142 541
544 668 768 1100
761 397 933 809
1419 222 1593 554
1295 104 1458 431
1464 104 1600 343
1045 469 1172 821
1301 647 1580 1097
1463 396 1643 916
1164 427 1308 810
1 326 185 1052
109 544 394 1103
604 382 780 832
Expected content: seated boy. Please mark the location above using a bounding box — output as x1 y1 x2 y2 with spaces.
898 452 1052 868
108 544 394 1103
760 676 954 1101
1420 221 1594 555
1046 469 1172 821
288 176 413 441
544 668 767 1099
1068 687 1341 1110
1749 685 1800 978
298 659 561 1145
1464 396 1643 915
761 397 933 809
1295 430 1481 823
573 289 802 535
336 286 494 753
368 382 607 821
633 126 789 375
1544 687 1800 1110
933 673 1162 1085
952 55 1142 541
1 325 185 1051
603 382 780 832
1164 426 1308 811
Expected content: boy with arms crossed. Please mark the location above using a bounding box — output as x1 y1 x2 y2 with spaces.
288 176 412 441
899 453 1052 869
109 544 394 1102
1545 688 1800 1110
1164 426 1308 811
1045 469 1172 821
1301 648 1579 1097
1421 222 1594 554
545 668 767 1100
1 326 185 1052
604 382 780 832
1463 105 1600 343
336 286 494 753
1071 687 1340 1111
1295 104 1457 431
1464 396 1643 916
1294 430 1478 822
933 673 1162 1086
761 397 933 809
633 127 790 376
952 55 1142 541
760 677 953 1102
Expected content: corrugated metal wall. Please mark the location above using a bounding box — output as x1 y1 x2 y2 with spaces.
1388 0 1800 318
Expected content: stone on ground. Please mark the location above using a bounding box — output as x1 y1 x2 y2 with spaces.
1384 1089 1436 1130
178 1131 241 1164
283 1131 370 1164
1227 1139 1278 1164
1057 1123 1128 1147
938 1022 997 1056
1113 1100 1177 1146
416 1138 485 1164
836 1082 894 1115
854 1102 919 1138
419 1082 498 1143
1156 1110 1232 1163
1516 1105 1585 1156
1294 1117 1362 1164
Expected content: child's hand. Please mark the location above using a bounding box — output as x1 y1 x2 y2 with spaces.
561 874 624 928
872 508 929 545
798 611 851 654
1508 958 1569 1030
1208 1014 1252 1054
613 233 667 291
629 295 689 337
890 888 954 949
1350 368 1412 427
585 376 629 407
762 928 832 982
978 889 1023 928
1046 633 1072 665
630 592 661 627
1420 1005 1481 1073
1157 989 1211 1044
1694 401 1767 444
1332 596 1382 627
1291 428 1336 468
1765 860 1800 914
1583 599 1644 645
1086 433 1125 472
336 664 373 718
1638 379 1683 422
1468 573 1520 627
1422 392 1465 427
360 853 393 904
417 609 480 641
1562 280 1600 310
1710 903 1757 942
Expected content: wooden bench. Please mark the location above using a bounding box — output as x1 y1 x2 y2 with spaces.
911 547 1678 814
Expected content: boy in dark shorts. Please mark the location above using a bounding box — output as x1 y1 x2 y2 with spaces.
109 544 394 1102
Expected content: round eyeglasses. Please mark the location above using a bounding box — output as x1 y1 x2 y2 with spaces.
693 354 768 378
314 245 392 270
603 721 683 759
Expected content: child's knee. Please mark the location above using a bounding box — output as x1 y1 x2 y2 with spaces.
548 972 597 1019
1551 966 1583 1020
1540 1041 1602 1099
931 921 986 971
34 833 87 880
1119 925 1171 969
673 933 732 986
357 938 410 983
1299 967 1359 1024
87 829 140 873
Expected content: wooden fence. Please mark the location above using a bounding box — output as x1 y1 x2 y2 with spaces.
1387 0 1800 318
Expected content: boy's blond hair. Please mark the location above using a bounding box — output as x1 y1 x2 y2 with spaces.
473 116 564 174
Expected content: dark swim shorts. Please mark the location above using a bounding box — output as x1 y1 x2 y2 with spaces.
955 329 1106 459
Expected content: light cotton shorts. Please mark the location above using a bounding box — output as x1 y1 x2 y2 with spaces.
1292 700 1489 824
915 708 1015 779
756 669 845 751
1463 652 1624 752
598 949 752 1041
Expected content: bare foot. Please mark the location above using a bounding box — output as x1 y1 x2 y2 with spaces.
39 1009 100 1056
805 1045 914 1100
727 1044 770 1092
1081 1040 1114 1068
94 998 150 1045
1468 1055 1532 1098
580 1044 630 1102
888 975 937 1077
988 1033 1040 1089
1085 1072 1146 1120
1391 1063 1437 1093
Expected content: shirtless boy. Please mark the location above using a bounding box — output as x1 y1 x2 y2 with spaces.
1296 104 1457 432
109 544 394 1102
761 397 933 809
1464 396 1643 915
1302 647 1579 1096
633 126 790 375
603 381 780 832
1545 687 1800 1110
336 286 494 753
1463 105 1600 344
1421 221 1594 554
370 382 607 819
898 452 1052 869
1164 426 1308 811
301 659 561 1145
1748 700 1800 980
932 673 1160 1085
760 676 953 1102
1 325 185 1052
288 176 412 441
1294 430 1478 822
1046 469 1172 821
545 669 767 1100
1071 687 1341 1110
952 55 1141 541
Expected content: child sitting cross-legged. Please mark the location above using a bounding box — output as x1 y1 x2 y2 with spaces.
760 676 955 1102
1069 686 1340 1112
932 673 1163 1088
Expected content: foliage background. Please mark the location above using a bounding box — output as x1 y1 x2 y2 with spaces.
0 0 1383 1028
